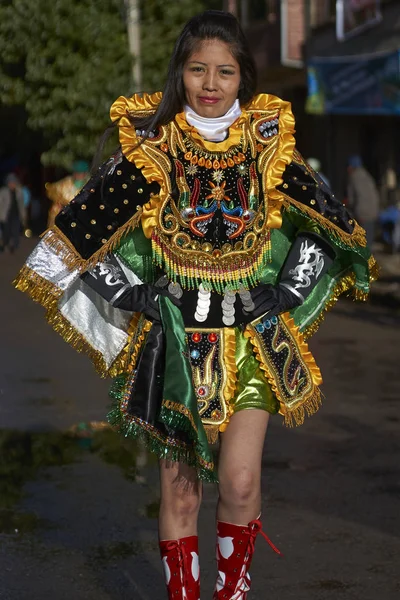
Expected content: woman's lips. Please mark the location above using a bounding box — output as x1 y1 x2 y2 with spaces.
198 97 220 104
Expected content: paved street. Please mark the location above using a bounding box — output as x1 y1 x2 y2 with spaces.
0 238 399 600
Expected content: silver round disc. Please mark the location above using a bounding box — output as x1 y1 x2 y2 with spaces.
222 315 235 326
195 312 208 322
223 294 236 305
196 305 210 316
197 298 211 309
221 300 235 311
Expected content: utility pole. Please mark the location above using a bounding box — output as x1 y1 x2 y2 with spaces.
125 0 142 91
240 0 249 28
225 0 238 16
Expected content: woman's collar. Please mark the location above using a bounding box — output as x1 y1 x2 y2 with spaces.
176 101 246 152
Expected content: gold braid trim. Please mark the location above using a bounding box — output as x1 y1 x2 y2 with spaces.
301 256 379 339
162 400 199 433
125 316 152 372
110 93 167 189
244 316 323 427
285 195 367 248
13 265 140 379
218 327 238 434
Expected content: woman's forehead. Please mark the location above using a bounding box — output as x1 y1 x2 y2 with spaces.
187 39 237 65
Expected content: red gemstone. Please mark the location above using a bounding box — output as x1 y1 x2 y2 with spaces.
192 333 202 343
208 333 218 343
198 387 205 396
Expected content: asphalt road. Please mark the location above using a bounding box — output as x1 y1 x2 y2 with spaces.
1 238 399 600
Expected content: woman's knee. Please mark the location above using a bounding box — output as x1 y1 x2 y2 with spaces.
218 467 260 509
160 461 202 517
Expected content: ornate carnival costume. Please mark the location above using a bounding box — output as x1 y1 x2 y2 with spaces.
14 92 376 484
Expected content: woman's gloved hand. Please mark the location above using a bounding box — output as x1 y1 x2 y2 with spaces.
80 255 180 321
240 283 302 323
240 232 336 323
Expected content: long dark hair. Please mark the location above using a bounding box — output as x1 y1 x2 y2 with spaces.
92 10 257 172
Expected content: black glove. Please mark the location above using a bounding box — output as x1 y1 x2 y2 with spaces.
241 232 335 322
80 255 179 321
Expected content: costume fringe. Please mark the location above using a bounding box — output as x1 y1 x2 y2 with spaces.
286 197 367 249
39 227 86 271
204 424 220 444
244 319 323 426
107 386 217 483
13 265 63 309
13 265 136 379
40 209 143 274
281 388 323 427
161 400 198 434
301 257 379 340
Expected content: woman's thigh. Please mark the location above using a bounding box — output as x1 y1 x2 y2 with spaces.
218 409 270 486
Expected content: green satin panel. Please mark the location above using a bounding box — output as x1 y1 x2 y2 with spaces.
159 295 215 472
115 228 154 282
232 328 279 415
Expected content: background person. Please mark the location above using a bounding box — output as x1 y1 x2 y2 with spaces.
347 154 380 247
0 173 26 253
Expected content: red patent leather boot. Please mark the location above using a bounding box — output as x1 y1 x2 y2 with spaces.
159 535 200 599
213 519 282 599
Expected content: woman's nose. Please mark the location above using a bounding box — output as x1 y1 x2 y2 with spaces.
203 71 217 91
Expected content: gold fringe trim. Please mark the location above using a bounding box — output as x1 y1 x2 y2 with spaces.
14 265 140 379
282 390 323 427
39 207 143 273
39 227 86 271
301 256 379 339
244 315 323 427
286 196 367 248
204 424 220 444
13 264 63 309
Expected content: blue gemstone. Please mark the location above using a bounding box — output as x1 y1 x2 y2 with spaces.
191 350 200 359
256 323 265 333
271 316 278 325
264 319 271 329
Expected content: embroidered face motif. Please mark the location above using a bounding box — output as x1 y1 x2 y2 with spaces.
183 39 241 118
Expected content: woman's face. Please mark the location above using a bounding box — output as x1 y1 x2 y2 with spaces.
183 39 241 118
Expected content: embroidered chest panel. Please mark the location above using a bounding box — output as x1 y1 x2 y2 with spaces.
138 109 283 292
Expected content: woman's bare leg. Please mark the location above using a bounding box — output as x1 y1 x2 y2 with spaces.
217 409 269 524
158 459 202 540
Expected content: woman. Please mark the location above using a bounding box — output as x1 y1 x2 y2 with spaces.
14 10 376 600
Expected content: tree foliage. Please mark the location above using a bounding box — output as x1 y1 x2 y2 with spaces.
0 0 207 167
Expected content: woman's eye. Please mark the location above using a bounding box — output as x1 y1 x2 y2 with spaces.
221 70 235 76
190 66 204 72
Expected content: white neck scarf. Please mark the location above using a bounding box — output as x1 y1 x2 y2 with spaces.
184 100 242 142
